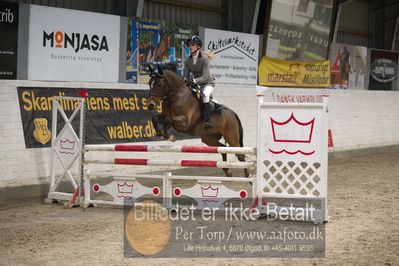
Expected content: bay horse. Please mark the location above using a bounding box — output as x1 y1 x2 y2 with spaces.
153 30 170 62
146 63 250 178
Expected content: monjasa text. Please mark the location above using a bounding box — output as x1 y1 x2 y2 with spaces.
43 31 109 53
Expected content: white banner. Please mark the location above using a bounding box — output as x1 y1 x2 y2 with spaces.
28 5 120 82
203 28 259 86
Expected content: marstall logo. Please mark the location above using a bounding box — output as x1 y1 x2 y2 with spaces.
207 36 256 61
371 58 397 83
43 31 109 53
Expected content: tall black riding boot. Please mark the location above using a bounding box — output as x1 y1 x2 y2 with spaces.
204 102 213 129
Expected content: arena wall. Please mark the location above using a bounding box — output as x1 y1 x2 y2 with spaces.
1 80 399 199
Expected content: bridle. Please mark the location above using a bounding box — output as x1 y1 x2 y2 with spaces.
149 70 188 105
147 65 202 134
149 72 174 102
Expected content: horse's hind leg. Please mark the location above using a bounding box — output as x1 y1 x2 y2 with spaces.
220 147 232 177
237 154 251 177
201 135 232 177
223 127 251 178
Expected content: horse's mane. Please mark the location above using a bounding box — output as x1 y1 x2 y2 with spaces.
159 62 180 75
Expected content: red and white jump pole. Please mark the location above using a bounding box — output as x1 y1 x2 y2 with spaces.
84 144 256 155
84 158 255 169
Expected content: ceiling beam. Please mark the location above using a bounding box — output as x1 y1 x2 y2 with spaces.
145 0 228 14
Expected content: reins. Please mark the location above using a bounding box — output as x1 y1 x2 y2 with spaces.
151 71 191 105
150 70 202 133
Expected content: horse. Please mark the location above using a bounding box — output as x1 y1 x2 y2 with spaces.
153 30 170 62
340 46 351 87
146 63 250 178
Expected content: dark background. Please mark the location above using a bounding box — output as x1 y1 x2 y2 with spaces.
0 1 18 79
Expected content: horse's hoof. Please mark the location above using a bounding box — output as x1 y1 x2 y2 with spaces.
245 170 251 178
168 135 176 142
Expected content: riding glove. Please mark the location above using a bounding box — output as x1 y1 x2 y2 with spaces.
185 77 195 86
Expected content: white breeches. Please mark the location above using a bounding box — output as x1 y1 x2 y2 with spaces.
202 85 214 103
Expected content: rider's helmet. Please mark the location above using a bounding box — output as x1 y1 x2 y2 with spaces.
185 35 202 48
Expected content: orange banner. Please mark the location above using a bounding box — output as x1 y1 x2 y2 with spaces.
258 57 330 87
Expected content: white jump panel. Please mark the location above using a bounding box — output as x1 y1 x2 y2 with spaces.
256 98 328 222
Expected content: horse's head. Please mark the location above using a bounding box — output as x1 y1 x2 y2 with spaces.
164 33 170 48
147 65 169 110
160 29 170 45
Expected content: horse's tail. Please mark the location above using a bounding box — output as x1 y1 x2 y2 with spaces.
232 111 244 147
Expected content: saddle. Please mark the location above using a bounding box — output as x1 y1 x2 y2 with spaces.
188 84 227 115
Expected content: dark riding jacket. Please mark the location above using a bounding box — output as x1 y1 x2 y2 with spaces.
184 51 215 87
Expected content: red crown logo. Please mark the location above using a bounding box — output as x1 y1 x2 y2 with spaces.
60 139 75 150
117 182 134 194
270 113 315 143
201 186 219 197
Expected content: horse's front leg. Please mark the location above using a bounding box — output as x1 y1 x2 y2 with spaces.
151 114 176 141
162 122 176 142
162 115 190 142
169 115 189 132
151 113 168 137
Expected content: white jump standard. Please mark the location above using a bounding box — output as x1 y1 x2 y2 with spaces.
47 96 329 223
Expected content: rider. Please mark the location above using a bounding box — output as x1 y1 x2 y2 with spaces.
184 35 215 129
